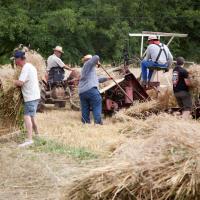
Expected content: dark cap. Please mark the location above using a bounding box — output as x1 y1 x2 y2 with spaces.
14 50 26 59
176 57 185 66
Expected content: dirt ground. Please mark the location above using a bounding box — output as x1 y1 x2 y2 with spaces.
0 106 128 200
0 141 106 200
0 64 174 200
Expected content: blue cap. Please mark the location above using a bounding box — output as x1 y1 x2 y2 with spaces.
14 51 26 59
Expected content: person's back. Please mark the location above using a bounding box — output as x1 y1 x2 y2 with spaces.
78 55 99 94
19 63 40 102
78 55 103 124
141 35 173 85
146 43 172 65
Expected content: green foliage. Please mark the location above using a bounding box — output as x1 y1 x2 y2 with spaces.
0 0 199 64
31 137 98 160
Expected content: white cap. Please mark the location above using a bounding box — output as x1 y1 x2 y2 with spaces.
81 54 92 62
148 35 158 41
53 46 64 53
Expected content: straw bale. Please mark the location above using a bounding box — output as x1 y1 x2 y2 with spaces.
114 100 160 120
25 50 46 79
125 100 159 118
0 70 23 132
62 114 200 200
188 64 200 101
157 88 178 109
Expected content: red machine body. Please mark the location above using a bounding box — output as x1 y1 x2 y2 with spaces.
100 73 149 114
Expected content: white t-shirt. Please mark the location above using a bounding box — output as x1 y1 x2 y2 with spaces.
19 63 40 102
47 54 65 72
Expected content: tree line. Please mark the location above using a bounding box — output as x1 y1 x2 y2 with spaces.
0 0 199 65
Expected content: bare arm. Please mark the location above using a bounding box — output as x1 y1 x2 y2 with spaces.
64 64 73 71
14 80 24 87
184 78 191 87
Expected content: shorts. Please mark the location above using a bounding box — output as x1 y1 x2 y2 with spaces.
24 99 40 117
174 91 192 111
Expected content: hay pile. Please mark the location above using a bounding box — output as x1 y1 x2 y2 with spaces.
25 49 46 79
12 46 46 80
62 114 200 200
114 88 178 120
157 88 178 109
188 64 200 101
115 100 159 120
0 70 23 132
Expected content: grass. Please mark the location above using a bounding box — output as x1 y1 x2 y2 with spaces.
31 136 98 160
36 108 128 156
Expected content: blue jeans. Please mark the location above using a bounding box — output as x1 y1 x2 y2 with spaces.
24 99 40 117
141 60 167 81
79 87 102 124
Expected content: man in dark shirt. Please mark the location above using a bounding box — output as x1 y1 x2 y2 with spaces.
172 57 192 119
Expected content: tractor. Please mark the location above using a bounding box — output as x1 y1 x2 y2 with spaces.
38 68 80 112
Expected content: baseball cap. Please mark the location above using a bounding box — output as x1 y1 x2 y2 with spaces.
14 51 26 59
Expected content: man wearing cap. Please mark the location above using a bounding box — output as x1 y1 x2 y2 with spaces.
47 46 72 82
141 35 173 86
13 50 40 147
78 55 111 124
172 57 192 119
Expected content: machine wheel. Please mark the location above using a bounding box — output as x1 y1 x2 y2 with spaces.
68 87 80 111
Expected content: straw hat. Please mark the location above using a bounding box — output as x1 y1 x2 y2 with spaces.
53 46 64 53
148 35 158 41
81 54 92 62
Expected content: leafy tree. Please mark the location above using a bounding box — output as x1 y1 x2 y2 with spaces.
0 0 199 64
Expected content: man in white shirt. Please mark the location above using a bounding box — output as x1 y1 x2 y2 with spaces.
46 46 72 82
141 35 173 85
14 50 40 147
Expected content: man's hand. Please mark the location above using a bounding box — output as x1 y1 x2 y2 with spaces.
184 78 192 87
97 61 101 68
108 77 113 80
13 80 24 87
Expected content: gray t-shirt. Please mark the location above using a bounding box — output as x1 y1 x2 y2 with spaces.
144 43 173 65
78 55 100 94
47 54 65 72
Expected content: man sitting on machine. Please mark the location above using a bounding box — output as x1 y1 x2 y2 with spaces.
46 46 72 85
141 35 173 87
